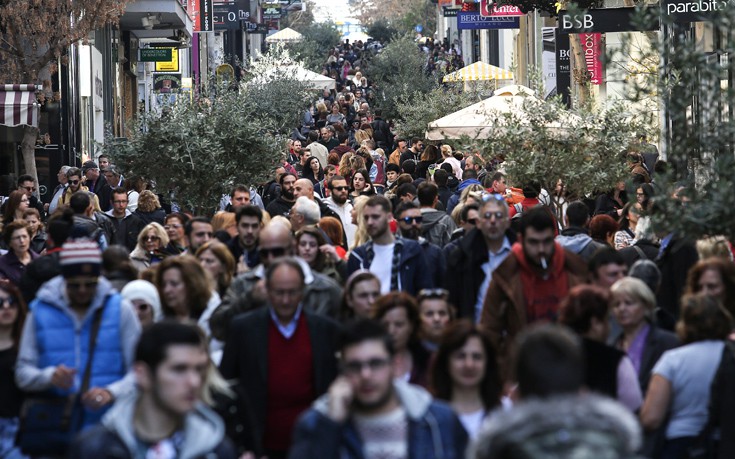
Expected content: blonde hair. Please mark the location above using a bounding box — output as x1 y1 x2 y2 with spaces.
211 211 236 233
696 236 733 261
441 144 453 159
351 195 371 250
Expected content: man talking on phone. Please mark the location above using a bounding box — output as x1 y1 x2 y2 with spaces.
289 319 468 459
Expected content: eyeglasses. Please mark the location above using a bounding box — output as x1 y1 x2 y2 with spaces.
466 218 478 225
22 186 36 192
164 224 182 230
418 288 449 300
342 358 391 376
143 235 160 242
0 297 17 309
399 216 423 224
66 280 98 291
69 180 81 185
259 247 288 258
332 186 349 191
482 211 505 220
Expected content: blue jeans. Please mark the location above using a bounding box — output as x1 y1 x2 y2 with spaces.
0 417 27 459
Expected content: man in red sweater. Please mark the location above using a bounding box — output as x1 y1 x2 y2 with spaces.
219 257 340 459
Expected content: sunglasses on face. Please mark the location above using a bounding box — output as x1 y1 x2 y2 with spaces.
22 186 36 192
69 180 80 185
482 211 505 220
400 216 423 224
66 280 98 291
143 236 160 242
467 218 478 225
259 247 288 258
0 297 17 309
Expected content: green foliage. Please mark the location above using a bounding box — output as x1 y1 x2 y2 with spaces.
366 36 437 120
286 22 342 72
393 87 479 139
366 20 399 44
479 96 642 220
618 5 735 240
103 46 315 215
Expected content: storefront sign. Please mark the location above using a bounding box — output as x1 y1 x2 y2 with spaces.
663 0 733 22
213 0 251 30
245 22 268 33
154 74 182 92
457 12 520 29
155 48 179 72
555 30 571 107
188 0 214 32
443 7 459 16
581 32 603 85
262 4 282 19
558 7 658 34
480 0 524 17
139 48 173 62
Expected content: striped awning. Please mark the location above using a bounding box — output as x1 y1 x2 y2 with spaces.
442 61 514 83
0 84 39 128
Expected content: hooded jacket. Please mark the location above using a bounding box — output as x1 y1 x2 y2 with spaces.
447 179 481 215
15 276 140 426
469 394 643 459
69 392 236 459
289 380 468 459
480 242 587 369
420 208 457 248
556 226 607 262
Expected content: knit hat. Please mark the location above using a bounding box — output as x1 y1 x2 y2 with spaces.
82 160 98 174
60 240 102 278
121 280 162 321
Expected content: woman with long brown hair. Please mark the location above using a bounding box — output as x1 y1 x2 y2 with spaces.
430 320 503 440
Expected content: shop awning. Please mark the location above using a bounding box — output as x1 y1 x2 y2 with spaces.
442 61 514 83
0 85 39 128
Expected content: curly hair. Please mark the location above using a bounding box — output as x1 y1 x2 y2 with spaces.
136 190 161 213
685 257 735 318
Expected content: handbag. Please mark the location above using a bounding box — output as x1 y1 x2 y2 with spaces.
17 305 105 455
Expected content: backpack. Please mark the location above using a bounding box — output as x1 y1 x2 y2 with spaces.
510 203 526 234
259 180 280 209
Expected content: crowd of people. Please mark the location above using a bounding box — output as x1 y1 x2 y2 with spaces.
0 40 734 459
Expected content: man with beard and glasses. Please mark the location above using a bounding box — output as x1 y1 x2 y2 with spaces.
323 175 356 248
289 319 468 459
346 195 432 296
71 322 237 458
266 173 297 218
480 206 587 369
394 201 444 288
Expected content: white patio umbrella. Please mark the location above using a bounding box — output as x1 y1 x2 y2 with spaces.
425 84 580 140
253 65 336 91
265 27 304 43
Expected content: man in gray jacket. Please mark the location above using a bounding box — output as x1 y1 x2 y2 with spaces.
209 222 343 341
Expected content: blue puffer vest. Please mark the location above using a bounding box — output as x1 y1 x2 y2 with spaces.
33 294 125 429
